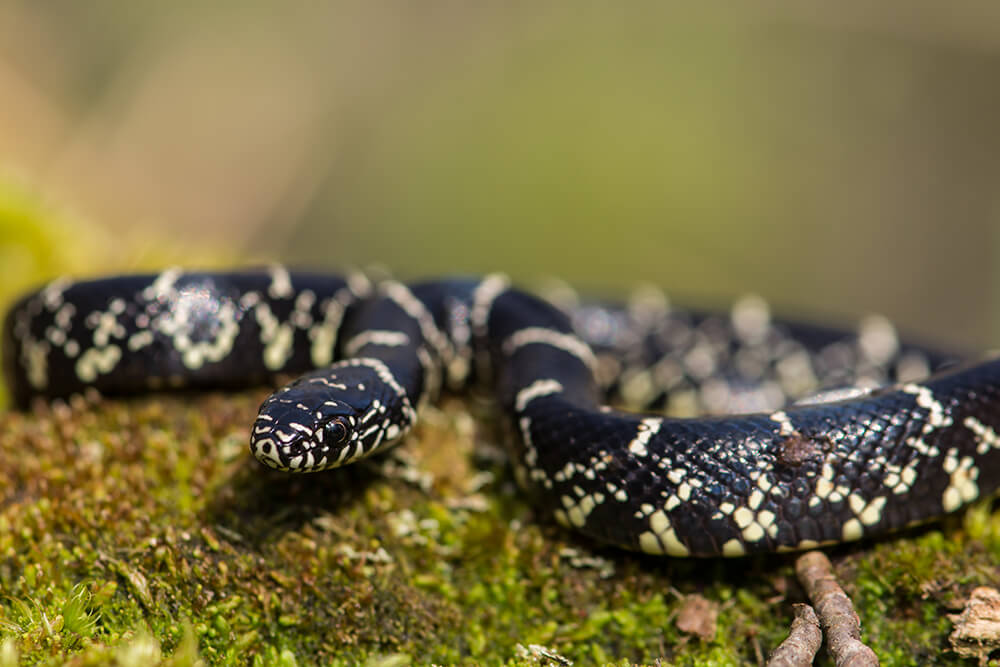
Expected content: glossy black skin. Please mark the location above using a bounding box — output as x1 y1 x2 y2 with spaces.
2 271 358 407
5 270 998 556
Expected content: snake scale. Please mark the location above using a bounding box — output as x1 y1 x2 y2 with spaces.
4 267 1000 557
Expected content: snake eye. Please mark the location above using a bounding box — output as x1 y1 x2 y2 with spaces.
324 418 349 444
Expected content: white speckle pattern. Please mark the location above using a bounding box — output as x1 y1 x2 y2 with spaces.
142 268 182 301
731 294 770 344
858 314 899 365
267 265 294 299
75 345 122 383
343 330 411 357
627 417 663 457
383 281 453 370
7 269 1000 558
309 291 351 367
515 379 564 412
638 508 689 556
503 327 597 371
769 410 795 436
941 449 979 512
965 416 1000 456
470 274 510 380
900 383 950 458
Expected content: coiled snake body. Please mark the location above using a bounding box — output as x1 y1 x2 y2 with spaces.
4 268 1000 557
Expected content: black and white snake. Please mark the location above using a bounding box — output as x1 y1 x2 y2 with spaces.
4 267 999 557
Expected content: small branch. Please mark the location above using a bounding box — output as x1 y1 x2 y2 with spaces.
795 551 879 667
767 603 822 667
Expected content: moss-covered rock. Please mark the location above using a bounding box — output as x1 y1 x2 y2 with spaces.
0 390 996 665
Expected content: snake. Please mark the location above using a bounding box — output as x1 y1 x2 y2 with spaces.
3 267 1000 557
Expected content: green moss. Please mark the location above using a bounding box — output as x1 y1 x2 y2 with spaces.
0 391 997 664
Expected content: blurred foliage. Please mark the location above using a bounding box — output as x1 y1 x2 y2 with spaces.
294 7 1000 350
0 3 997 345
0 176 241 407
0 179 99 291
0 178 106 406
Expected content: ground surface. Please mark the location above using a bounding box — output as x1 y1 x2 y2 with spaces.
0 388 998 665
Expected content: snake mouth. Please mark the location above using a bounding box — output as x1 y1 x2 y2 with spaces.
249 428 285 469
250 416 297 470
250 418 329 472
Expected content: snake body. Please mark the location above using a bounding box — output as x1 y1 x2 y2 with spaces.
4 267 1000 557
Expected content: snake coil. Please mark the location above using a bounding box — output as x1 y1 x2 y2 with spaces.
4 267 999 557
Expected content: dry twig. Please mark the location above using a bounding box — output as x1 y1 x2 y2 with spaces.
795 551 878 666
767 603 822 667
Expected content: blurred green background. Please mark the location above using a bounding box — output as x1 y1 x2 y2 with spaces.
1 1 998 350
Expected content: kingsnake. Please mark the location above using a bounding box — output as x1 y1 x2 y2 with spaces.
3 267 1000 557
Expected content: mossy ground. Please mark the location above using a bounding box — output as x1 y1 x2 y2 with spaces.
1 179 997 664
1 388 998 665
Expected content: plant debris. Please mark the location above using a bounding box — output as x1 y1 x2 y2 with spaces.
948 586 1000 664
767 604 821 667
1 391 999 663
795 551 878 666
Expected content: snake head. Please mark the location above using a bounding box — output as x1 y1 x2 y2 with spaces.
250 360 414 472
